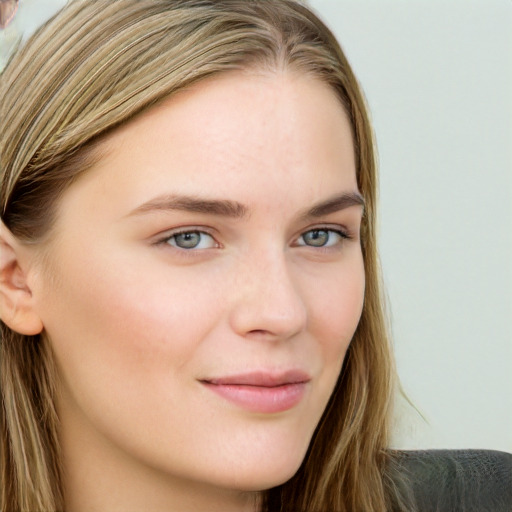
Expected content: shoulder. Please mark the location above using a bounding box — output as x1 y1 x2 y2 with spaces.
389 449 512 512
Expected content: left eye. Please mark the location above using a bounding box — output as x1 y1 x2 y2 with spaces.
297 229 345 248
165 231 217 250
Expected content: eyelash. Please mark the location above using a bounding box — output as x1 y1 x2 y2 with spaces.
155 226 351 253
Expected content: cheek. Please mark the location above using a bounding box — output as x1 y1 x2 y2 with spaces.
298 256 365 402
306 260 365 351
39 247 224 410
39 250 234 472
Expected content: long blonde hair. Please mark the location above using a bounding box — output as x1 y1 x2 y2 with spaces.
0 1 399 510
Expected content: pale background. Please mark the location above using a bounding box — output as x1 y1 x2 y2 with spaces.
1 0 511 452
309 0 512 453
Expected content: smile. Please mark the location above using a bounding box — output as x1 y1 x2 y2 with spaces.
200 371 310 414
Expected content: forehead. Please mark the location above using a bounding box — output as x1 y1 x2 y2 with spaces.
55 70 358 224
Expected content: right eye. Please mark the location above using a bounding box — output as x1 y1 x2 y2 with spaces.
163 230 217 250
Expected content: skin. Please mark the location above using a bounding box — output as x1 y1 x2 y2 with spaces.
8 71 365 511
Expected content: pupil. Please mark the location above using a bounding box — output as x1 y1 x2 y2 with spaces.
306 230 328 246
176 232 200 248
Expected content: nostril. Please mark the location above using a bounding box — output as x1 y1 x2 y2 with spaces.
245 328 285 341
248 329 268 336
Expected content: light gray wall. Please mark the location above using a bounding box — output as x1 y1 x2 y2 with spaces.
2 0 511 452
309 0 512 452
0 0 67 70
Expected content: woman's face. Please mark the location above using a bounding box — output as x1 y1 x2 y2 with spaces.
31 71 365 506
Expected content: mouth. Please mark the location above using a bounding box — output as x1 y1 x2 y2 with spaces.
200 370 310 414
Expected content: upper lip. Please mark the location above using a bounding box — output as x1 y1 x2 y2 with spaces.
201 370 311 387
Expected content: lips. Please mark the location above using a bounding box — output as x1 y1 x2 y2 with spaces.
200 370 310 414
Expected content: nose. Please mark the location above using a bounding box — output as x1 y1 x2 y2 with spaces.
228 251 308 341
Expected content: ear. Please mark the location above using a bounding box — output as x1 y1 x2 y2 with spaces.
0 221 44 335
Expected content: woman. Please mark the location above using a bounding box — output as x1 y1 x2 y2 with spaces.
0 1 419 511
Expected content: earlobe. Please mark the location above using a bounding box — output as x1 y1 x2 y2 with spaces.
0 222 44 335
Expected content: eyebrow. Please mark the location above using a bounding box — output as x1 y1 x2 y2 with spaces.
300 191 365 219
127 191 364 219
127 194 249 218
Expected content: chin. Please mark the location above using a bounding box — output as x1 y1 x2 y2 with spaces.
223 450 306 492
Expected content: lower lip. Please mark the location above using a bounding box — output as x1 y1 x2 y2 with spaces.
202 382 307 414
